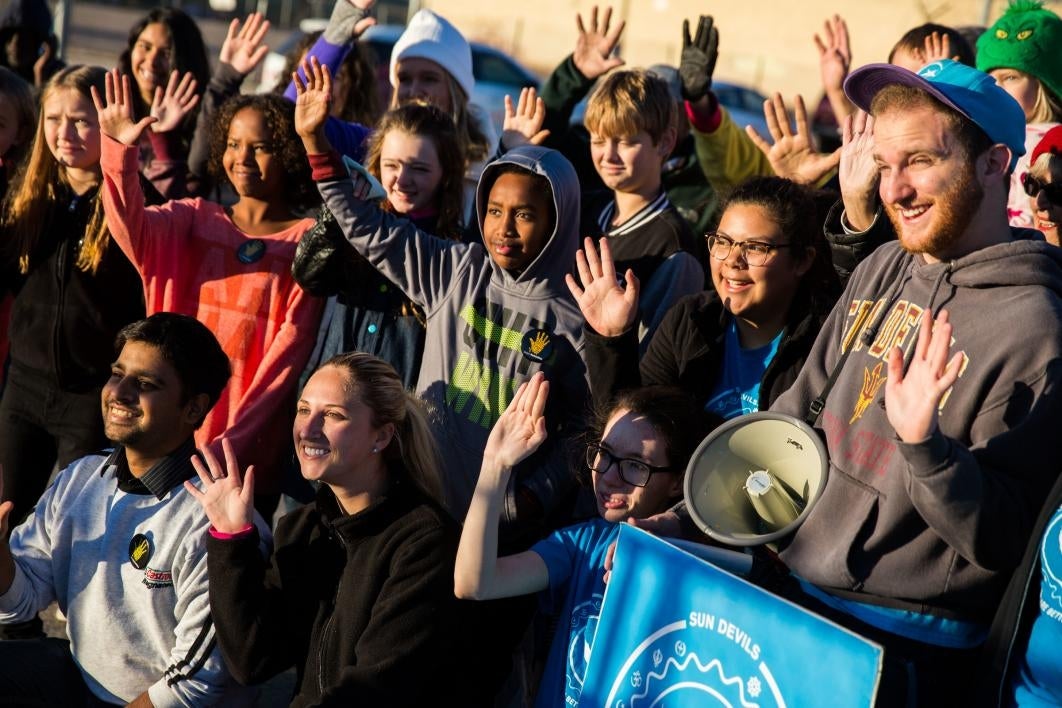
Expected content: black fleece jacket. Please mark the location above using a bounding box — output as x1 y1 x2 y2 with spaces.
3 182 149 391
207 479 481 707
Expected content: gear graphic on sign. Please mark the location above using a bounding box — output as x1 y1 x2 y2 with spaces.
748 676 762 698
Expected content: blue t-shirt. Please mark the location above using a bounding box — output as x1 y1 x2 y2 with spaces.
530 518 620 707
1010 503 1062 707
704 320 783 419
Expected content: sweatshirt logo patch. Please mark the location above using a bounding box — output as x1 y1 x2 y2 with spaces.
851 363 887 423
142 567 174 589
522 329 554 363
129 534 153 570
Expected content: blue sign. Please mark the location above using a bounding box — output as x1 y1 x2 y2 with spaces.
581 525 882 707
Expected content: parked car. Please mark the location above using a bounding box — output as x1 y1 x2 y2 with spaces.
258 22 540 133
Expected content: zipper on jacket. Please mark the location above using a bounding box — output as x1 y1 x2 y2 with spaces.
52 234 69 385
316 527 347 696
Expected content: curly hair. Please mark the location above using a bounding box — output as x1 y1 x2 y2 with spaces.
208 94 320 212
364 102 466 239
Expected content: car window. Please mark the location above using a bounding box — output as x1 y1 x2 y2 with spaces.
472 51 532 88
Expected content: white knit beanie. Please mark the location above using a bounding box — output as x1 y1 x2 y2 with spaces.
389 9 475 99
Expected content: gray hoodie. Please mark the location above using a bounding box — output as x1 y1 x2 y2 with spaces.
772 233 1062 626
317 146 588 538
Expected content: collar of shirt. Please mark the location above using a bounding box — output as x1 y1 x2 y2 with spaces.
100 438 198 500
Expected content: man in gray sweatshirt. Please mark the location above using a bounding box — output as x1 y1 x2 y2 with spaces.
0 313 258 706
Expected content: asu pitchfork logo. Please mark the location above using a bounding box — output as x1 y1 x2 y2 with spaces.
851 362 886 423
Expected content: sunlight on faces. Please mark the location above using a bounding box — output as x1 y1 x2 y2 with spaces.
294 366 392 489
589 130 671 195
43 88 101 171
379 129 444 215
592 408 682 523
222 107 285 201
873 105 984 259
710 203 811 329
130 22 173 104
393 57 452 114
101 341 200 457
483 171 552 274
990 69 1041 121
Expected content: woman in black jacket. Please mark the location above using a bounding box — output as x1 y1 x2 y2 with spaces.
187 352 484 707
569 176 841 424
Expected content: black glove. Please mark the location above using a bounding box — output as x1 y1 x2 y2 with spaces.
679 16 719 102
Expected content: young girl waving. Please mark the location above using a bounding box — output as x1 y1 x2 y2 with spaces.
94 70 323 509
455 375 701 706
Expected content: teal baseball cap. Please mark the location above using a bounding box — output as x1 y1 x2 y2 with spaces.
844 59 1027 169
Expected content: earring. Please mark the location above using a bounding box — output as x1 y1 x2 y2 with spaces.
372 446 378 454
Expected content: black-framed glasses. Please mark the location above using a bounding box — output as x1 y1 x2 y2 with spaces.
706 232 792 267
585 443 674 488
1022 173 1062 207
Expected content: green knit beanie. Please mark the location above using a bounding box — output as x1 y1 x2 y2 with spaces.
977 0 1062 102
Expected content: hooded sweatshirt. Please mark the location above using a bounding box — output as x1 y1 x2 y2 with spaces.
770 234 1062 630
313 146 589 541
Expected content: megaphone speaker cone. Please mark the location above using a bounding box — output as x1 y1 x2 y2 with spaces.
683 412 829 547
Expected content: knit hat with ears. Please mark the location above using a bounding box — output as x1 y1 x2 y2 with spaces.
389 10 475 100
976 0 1062 102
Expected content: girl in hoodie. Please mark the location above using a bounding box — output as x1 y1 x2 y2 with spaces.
455 375 700 707
293 102 466 390
0 66 146 523
95 71 322 514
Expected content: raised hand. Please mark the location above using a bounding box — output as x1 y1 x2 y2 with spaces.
184 439 256 534
482 373 550 471
572 5 625 80
922 31 955 64
149 70 200 133
91 69 157 146
679 15 718 102
500 87 550 150
220 12 271 76
566 237 639 338
839 109 879 231
885 310 964 444
814 15 851 95
293 57 333 153
746 93 840 185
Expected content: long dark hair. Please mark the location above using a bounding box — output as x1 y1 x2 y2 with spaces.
117 9 208 134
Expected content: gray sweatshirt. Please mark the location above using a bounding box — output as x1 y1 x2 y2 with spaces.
772 234 1062 625
317 146 589 536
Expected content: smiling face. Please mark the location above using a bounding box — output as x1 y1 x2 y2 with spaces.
873 104 985 259
393 57 453 114
710 203 811 331
130 22 172 104
102 341 200 462
1029 162 1062 246
990 68 1041 121
379 129 444 215
42 87 101 172
592 408 682 523
294 366 393 490
222 107 285 201
482 170 553 274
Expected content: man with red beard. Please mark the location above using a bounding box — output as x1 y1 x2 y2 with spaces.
0 313 259 706
760 60 1062 704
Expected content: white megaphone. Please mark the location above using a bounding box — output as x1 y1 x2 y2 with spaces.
683 411 828 547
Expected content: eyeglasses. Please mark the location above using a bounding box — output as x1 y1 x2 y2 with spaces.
706 233 793 266
585 443 674 488
1022 173 1062 207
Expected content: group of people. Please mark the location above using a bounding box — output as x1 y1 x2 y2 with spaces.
1 0 1062 705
